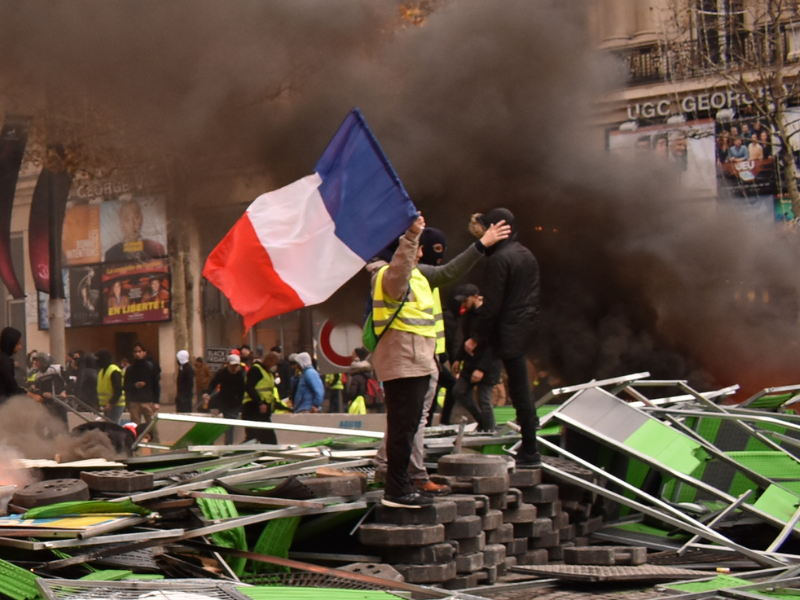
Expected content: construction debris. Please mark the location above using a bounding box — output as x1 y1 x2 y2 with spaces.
2 375 800 598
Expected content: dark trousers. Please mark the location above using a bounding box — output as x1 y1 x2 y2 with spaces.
383 375 430 498
241 401 277 444
328 389 342 413
452 373 496 431
503 355 540 462
433 367 457 425
176 394 193 413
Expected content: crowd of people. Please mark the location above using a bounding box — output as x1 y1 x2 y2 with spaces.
0 207 542 511
716 121 776 165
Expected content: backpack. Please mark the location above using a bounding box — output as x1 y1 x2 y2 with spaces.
364 377 385 409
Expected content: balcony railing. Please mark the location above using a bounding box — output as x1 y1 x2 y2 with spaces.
615 28 797 86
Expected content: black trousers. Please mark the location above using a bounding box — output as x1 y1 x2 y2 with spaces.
503 355 540 462
240 401 277 445
433 367 457 425
383 375 431 497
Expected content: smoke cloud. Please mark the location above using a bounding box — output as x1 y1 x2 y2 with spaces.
1 1 798 396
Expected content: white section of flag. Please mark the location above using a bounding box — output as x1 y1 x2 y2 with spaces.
246 174 365 305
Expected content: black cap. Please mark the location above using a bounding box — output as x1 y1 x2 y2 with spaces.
453 283 480 304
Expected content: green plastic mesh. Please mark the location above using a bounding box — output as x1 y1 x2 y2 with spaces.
748 392 797 410
249 516 302 575
238 586 405 600
0 557 41 600
79 570 133 581
727 451 800 480
663 574 749 592
196 485 248 576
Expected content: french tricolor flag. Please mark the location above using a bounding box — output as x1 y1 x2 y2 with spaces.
203 109 419 330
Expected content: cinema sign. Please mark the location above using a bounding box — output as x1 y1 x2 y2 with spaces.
626 86 792 120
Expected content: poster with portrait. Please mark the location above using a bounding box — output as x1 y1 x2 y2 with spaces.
62 200 102 266
99 196 167 264
608 119 717 197
102 258 171 325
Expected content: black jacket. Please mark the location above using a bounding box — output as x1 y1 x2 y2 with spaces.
205 367 246 411
473 208 540 359
125 357 158 403
457 305 502 385
0 328 24 403
177 363 194 403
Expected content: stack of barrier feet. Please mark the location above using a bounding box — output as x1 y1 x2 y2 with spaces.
358 454 605 590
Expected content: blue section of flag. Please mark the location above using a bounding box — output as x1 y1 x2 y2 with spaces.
316 109 419 262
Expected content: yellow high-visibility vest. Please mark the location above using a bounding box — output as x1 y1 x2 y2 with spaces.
250 363 291 413
373 266 436 338
432 287 445 355
97 364 122 407
325 373 344 390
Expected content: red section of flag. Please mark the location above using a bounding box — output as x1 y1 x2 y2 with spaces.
202 213 303 330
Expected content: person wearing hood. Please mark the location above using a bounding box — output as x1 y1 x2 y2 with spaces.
465 207 542 468
290 352 324 413
27 351 69 428
0 327 25 405
175 350 194 413
96 349 124 424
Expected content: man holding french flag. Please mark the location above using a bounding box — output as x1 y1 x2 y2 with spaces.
204 109 432 506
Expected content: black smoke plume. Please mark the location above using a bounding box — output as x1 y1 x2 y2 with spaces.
1 1 798 397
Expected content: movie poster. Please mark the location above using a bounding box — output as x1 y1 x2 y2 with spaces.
68 264 102 327
62 201 101 266
37 269 72 330
99 196 167 264
714 116 779 200
102 259 171 325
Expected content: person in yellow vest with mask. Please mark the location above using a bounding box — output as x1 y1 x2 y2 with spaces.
243 351 288 444
370 214 510 508
96 349 124 424
371 218 511 499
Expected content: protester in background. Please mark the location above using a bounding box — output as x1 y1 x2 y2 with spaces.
124 343 160 443
452 284 500 432
324 371 344 413
78 353 99 410
194 357 212 410
175 350 194 413
244 351 286 444
345 348 373 412
0 327 25 405
96 349 124 424
203 353 246 444
27 352 69 430
63 350 82 396
466 208 541 468
239 345 255 369
289 352 324 413
271 346 293 400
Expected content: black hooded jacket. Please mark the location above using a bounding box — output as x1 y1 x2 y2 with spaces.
472 208 540 359
0 328 24 402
